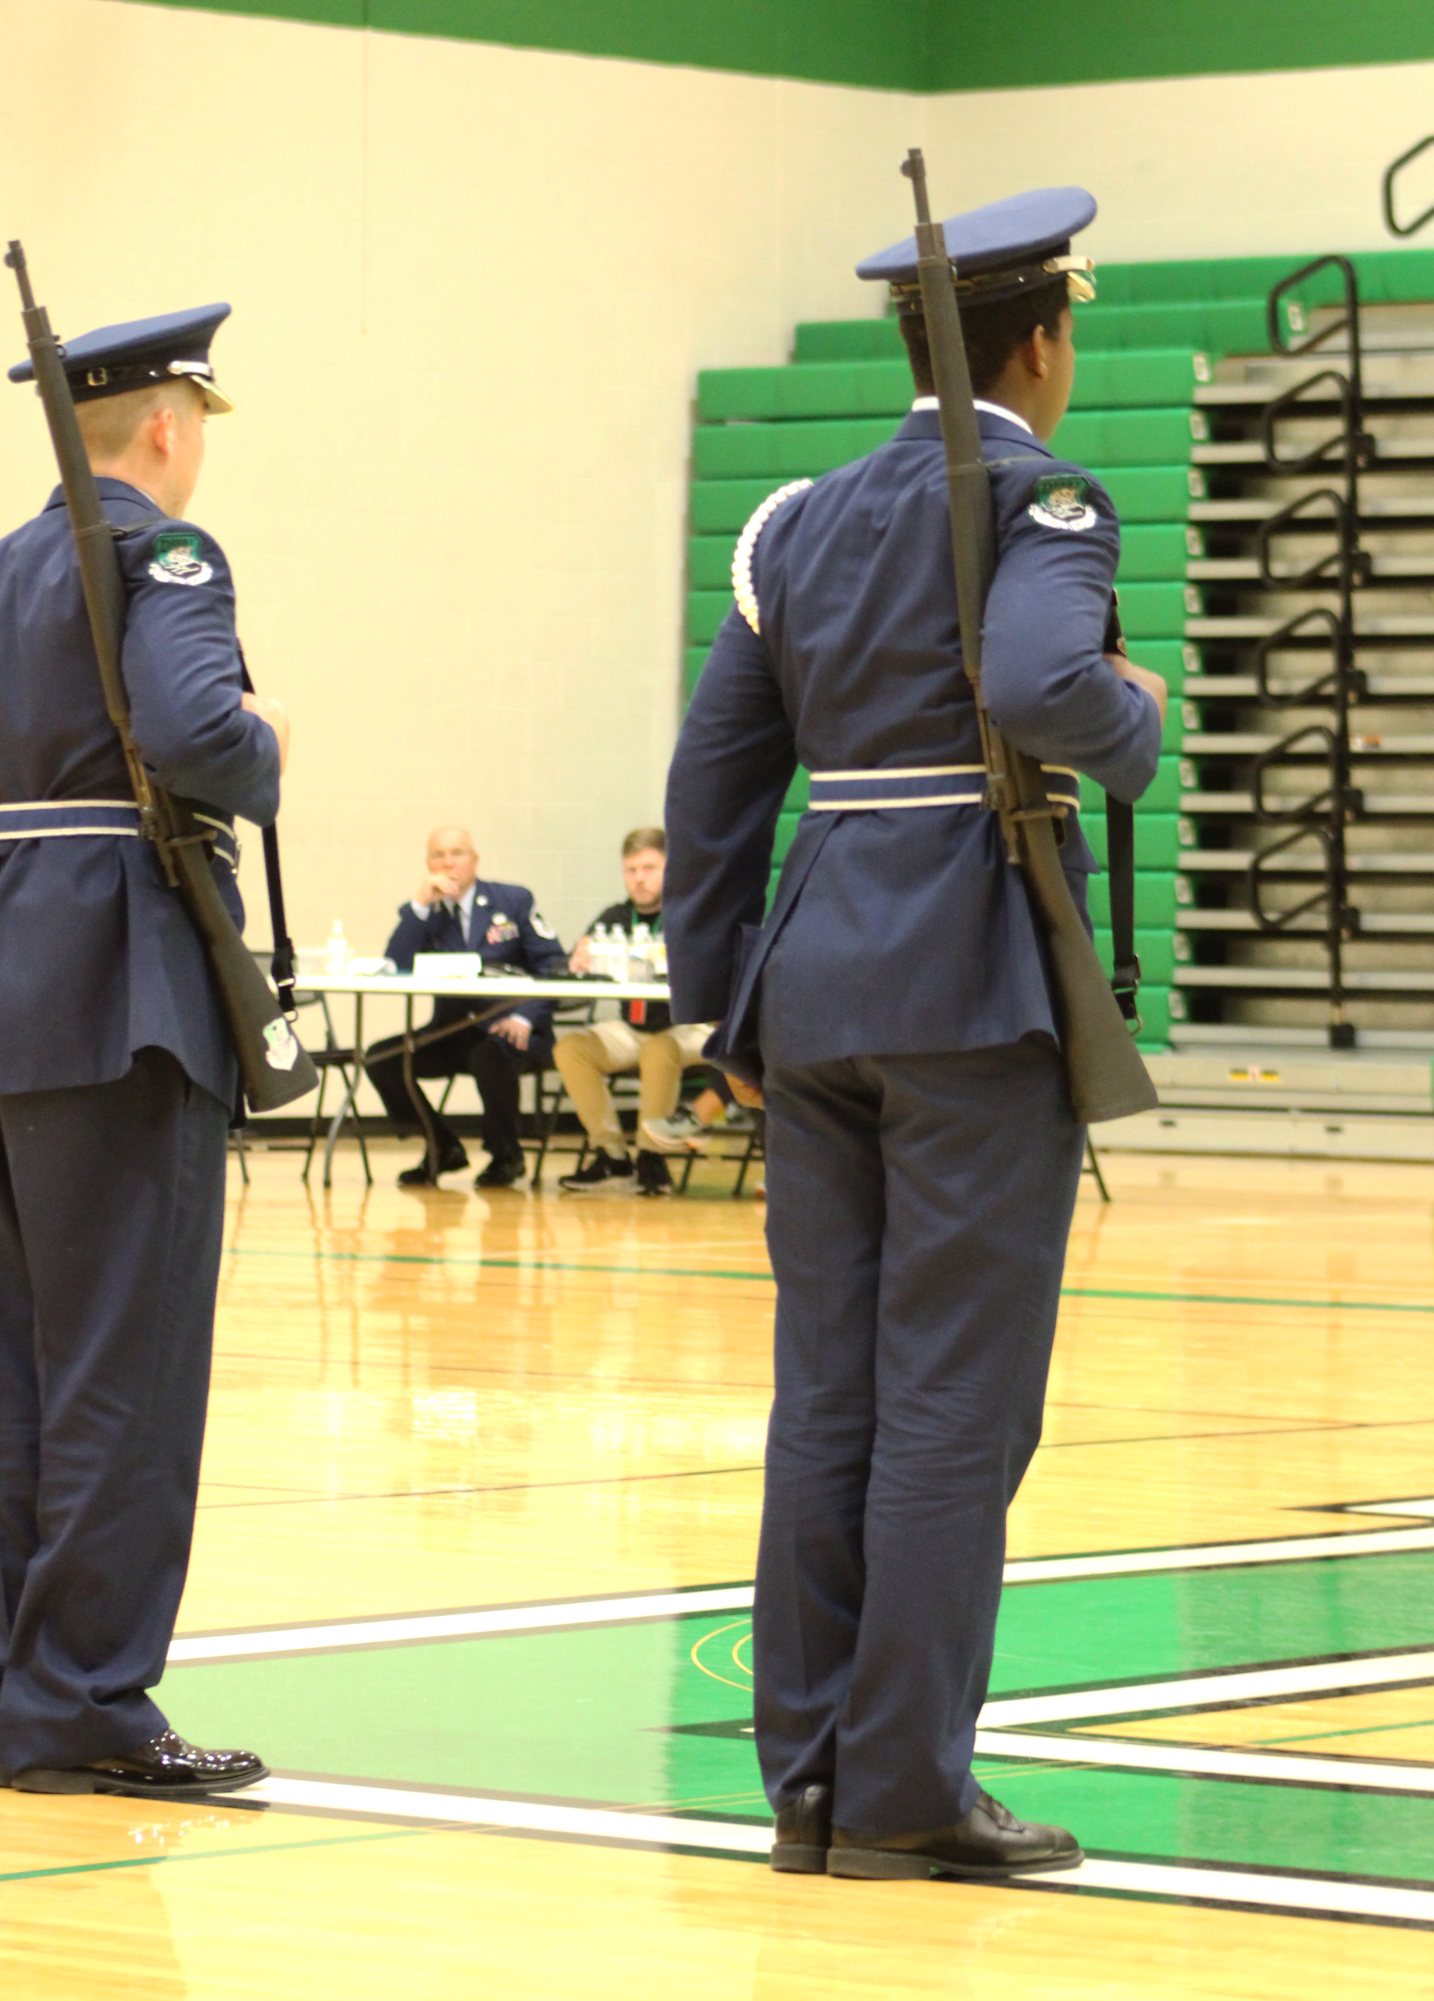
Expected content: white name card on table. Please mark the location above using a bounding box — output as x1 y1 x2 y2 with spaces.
413 953 483 982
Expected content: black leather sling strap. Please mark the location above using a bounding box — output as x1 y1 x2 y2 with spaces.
236 643 300 1018
1103 596 1142 1026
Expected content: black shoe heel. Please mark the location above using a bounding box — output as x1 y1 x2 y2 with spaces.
769 1841 829 1874
827 1846 931 1880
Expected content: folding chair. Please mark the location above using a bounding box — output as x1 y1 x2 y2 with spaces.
299 991 372 1186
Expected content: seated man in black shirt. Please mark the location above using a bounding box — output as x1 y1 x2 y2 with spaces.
366 826 567 1188
555 827 712 1197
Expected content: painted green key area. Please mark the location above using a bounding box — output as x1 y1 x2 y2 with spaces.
161 1548 1434 1883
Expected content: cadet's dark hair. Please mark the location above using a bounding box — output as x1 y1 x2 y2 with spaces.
899 274 1069 399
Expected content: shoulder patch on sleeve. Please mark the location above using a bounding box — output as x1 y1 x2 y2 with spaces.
732 479 813 634
1027 473 1098 534
529 912 557 940
147 529 214 587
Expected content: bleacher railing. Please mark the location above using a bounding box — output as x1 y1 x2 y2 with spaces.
1245 258 1369 1048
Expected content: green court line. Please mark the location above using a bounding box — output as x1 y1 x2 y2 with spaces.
0 1826 422 1887
223 1245 1434 1318
1063 1286 1434 1316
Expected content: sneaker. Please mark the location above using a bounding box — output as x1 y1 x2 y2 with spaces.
557 1151 635 1195
398 1143 469 1186
636 1150 673 1198
641 1106 710 1155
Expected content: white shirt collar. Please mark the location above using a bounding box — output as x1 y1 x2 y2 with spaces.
911 395 1033 436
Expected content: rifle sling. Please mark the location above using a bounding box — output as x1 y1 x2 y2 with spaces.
1105 793 1140 1022
236 643 299 1015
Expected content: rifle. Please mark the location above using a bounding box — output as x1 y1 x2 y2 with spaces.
900 150 1157 1125
4 240 318 1113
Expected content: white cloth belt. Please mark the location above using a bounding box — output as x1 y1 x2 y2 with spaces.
806 764 1080 812
0 800 239 866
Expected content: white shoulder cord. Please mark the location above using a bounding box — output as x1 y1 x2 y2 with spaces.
732 479 813 635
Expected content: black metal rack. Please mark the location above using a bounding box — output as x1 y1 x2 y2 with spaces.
1245 260 1369 1046
1177 255 1434 1049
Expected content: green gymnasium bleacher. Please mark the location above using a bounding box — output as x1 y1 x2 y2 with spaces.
685 249 1434 1051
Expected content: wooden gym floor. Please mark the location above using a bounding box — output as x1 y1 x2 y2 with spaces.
5 1137 1434 1997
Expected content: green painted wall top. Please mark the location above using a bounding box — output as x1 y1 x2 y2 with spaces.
122 0 1434 93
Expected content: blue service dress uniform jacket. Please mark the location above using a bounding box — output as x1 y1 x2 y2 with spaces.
0 477 278 1776
666 408 1158 1066
0 479 279 1104
662 406 1161 1836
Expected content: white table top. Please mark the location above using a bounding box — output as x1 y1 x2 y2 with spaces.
296 972 671 1001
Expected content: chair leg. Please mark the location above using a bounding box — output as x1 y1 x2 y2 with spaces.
531 1094 563 1187
231 1124 251 1186
301 1063 330 1183
345 1063 373 1186
677 1149 696 1195
1084 1137 1112 1203
731 1126 757 1198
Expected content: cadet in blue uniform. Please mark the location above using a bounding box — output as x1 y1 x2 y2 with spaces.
0 307 283 1796
365 824 568 1187
663 189 1167 1878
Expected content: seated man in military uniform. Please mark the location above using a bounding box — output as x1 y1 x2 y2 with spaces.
365 826 567 1187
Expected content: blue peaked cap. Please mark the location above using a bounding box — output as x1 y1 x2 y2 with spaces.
857 186 1097 295
8 303 233 413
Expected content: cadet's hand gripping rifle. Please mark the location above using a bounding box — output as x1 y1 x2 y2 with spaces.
900 151 1156 1124
5 240 318 1114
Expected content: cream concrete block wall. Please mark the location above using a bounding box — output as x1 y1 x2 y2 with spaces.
0 0 925 983
925 59 1434 263
6 6 1434 1121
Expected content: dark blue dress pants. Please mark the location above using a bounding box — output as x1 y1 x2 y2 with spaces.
754 1035 1084 1836
0 1047 228 1775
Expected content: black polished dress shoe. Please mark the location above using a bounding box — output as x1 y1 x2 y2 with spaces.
12 1730 269 1801
827 1789 1082 1880
770 1782 832 1873
398 1144 469 1186
474 1154 526 1189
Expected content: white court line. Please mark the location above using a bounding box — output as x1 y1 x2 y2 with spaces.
240 1777 1434 1927
1346 1497 1434 1519
167 1587 756 1665
981 1650 1434 1729
1003 1523 1434 1583
975 1729 1434 1795
247 1775 772 1855
169 1524 1434 1665
1042 1855 1434 1928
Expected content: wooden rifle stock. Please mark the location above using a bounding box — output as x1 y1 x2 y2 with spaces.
4 240 317 1114
899 153 1156 1124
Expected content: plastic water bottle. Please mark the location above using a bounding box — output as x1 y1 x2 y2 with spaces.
629 923 652 981
326 919 349 975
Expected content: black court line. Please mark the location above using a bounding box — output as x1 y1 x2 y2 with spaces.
195 1462 766 1512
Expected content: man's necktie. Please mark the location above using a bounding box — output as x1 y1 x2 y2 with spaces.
433 902 465 950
